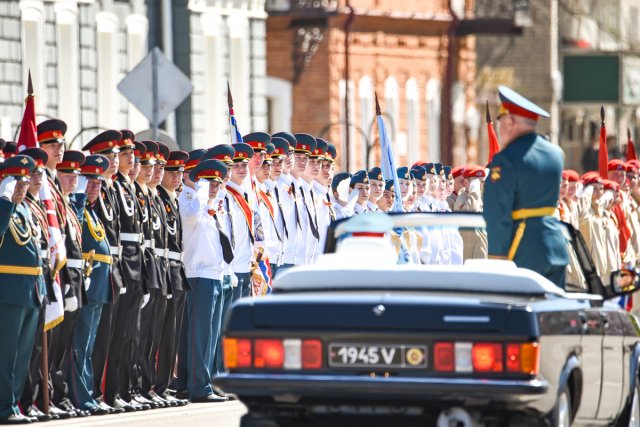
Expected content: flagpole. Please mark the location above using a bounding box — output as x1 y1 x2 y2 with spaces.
227 81 234 145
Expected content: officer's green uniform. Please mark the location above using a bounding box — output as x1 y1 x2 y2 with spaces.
483 86 569 288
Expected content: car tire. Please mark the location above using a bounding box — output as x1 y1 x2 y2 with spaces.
616 378 640 427
546 385 572 427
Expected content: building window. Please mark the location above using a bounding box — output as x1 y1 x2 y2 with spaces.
202 12 225 147
125 13 148 132
358 75 373 168
20 0 46 113
265 76 292 133
339 79 355 170
96 12 120 129
426 78 441 162
228 15 250 130
406 77 420 164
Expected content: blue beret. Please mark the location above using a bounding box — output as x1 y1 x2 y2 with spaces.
331 172 351 191
368 166 383 181
350 170 369 186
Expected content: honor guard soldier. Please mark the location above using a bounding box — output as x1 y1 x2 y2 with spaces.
311 139 332 259
255 144 283 273
454 166 488 261
0 155 46 424
178 159 231 402
155 151 190 406
367 167 384 212
105 131 147 412
226 143 256 300
3 141 17 159
320 142 338 223
330 172 357 219
82 130 124 414
270 132 299 275
293 134 319 265
350 170 371 214
483 86 569 288
410 166 428 212
66 155 112 416
19 149 58 421
265 138 290 276
48 149 92 417
377 179 396 212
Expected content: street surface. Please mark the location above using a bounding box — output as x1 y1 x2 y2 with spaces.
44 401 246 427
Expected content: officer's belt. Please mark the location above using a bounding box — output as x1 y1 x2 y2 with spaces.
120 232 143 243
67 259 84 269
0 265 43 276
83 252 113 265
154 247 168 258
511 207 557 221
144 239 155 250
508 206 557 261
109 245 122 257
167 251 183 262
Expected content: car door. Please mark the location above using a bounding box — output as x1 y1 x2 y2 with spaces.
596 307 625 420
574 306 604 420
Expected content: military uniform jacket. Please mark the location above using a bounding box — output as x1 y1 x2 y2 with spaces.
25 193 55 304
114 172 145 292
149 188 169 295
157 185 188 293
483 132 569 274
0 198 46 307
82 204 113 305
135 182 160 292
60 193 88 307
97 180 123 294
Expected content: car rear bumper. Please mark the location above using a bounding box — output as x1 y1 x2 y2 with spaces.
214 373 549 403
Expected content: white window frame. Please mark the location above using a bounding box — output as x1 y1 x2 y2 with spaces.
202 12 226 147
227 14 250 131
125 13 148 133
20 0 46 113
358 75 373 168
96 11 120 129
426 78 441 162
265 76 292 133
406 77 420 164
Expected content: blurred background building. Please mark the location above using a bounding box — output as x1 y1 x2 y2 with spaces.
0 0 267 151
477 0 640 172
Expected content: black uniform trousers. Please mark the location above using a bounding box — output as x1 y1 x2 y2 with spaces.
50 308 79 404
154 289 186 395
138 289 167 394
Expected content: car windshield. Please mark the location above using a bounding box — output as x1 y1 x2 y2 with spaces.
314 211 594 294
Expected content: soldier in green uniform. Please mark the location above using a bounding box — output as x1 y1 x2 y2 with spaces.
0 155 46 424
483 86 569 288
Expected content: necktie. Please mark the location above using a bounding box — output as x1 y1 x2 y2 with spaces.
224 196 235 248
309 189 319 232
300 186 320 239
213 213 235 264
290 184 302 230
326 193 336 222
274 187 289 239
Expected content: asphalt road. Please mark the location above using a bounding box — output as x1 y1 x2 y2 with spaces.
43 401 246 426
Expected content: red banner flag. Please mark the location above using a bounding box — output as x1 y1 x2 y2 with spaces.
598 106 608 179
17 72 38 152
627 129 637 161
486 102 500 164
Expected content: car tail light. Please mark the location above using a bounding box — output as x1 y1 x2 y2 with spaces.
472 343 503 372
302 339 323 369
507 342 540 375
224 338 251 369
255 339 284 368
434 342 455 372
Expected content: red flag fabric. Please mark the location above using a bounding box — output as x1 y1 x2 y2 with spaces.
598 122 608 179
17 93 38 152
487 121 500 164
627 136 637 161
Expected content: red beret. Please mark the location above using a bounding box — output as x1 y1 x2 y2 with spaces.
628 159 640 170
562 169 579 182
581 171 602 186
625 161 639 173
452 165 466 179
602 179 619 192
608 159 626 171
463 165 486 179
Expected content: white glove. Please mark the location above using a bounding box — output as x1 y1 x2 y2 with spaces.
76 176 88 194
597 191 614 209
120 287 127 294
337 179 351 203
0 176 16 200
140 293 150 309
231 273 239 288
64 296 78 312
84 277 91 291
469 178 481 194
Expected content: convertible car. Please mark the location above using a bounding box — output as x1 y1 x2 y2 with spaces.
214 213 640 427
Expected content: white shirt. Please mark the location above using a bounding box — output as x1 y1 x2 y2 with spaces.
257 181 283 265
226 181 254 273
296 178 318 265
331 190 358 220
276 174 299 265
312 181 332 260
178 181 224 280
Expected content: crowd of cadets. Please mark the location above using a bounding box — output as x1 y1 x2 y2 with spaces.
0 116 519 424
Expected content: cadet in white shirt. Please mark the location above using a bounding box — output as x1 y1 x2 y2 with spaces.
177 159 230 403
367 167 384 212
295 134 320 265
350 170 371 215
314 140 337 258
255 144 283 272
330 172 358 219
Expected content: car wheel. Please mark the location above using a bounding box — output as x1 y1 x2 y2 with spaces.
617 379 640 427
547 385 572 427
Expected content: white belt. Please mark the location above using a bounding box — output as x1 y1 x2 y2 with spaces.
121 233 142 243
154 248 168 258
167 251 183 262
67 259 84 269
40 249 50 259
144 239 155 250
109 245 122 257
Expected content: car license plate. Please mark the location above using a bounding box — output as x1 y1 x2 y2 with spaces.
328 344 427 368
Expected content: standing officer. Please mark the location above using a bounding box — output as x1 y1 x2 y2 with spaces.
483 86 569 287
293 134 318 264
0 155 45 424
66 155 112 415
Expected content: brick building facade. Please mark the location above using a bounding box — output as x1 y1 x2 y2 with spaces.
266 0 478 171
